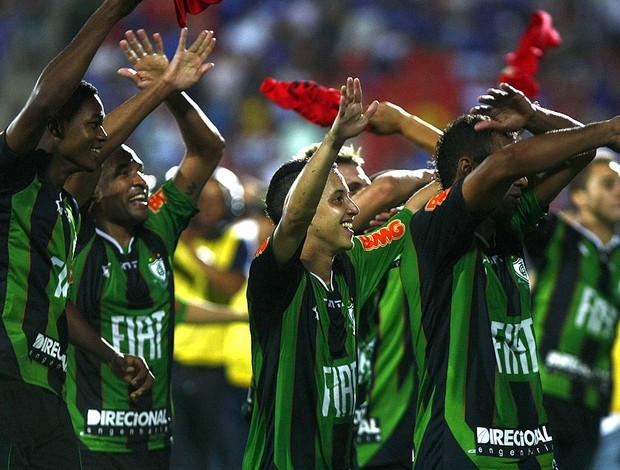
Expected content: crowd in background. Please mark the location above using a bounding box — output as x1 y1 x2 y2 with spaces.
2 0 620 205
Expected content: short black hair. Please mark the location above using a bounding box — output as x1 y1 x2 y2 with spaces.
55 80 99 122
433 114 518 188
264 158 310 225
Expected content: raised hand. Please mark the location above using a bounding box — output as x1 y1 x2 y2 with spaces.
162 28 216 92
368 101 406 135
470 82 536 132
117 29 169 89
328 77 378 143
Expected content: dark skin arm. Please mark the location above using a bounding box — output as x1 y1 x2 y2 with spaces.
461 114 620 214
5 0 143 155
65 28 218 206
116 29 224 204
66 300 154 401
471 83 595 207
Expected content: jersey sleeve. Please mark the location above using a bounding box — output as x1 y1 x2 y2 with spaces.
502 187 546 242
0 133 37 193
349 209 413 307
145 179 199 252
247 237 304 327
410 178 485 266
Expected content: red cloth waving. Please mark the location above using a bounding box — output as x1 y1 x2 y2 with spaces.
174 0 221 27
498 10 561 99
259 78 341 127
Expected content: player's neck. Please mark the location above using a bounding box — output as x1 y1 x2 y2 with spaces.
95 219 134 249
301 245 335 286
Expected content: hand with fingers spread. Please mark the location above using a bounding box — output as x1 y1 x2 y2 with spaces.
162 28 216 92
470 82 536 133
328 77 379 145
118 27 216 93
117 29 169 89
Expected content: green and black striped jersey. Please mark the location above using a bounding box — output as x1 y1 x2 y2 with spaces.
525 213 620 415
243 210 412 470
0 134 79 396
66 180 197 452
355 259 416 468
403 179 555 469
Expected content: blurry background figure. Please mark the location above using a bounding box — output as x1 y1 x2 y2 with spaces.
527 151 620 470
524 150 620 469
171 166 251 470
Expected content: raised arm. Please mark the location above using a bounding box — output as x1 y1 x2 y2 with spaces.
65 28 219 206
118 29 224 203
368 101 442 155
463 112 620 213
352 169 434 232
470 82 595 207
5 0 143 155
272 77 378 265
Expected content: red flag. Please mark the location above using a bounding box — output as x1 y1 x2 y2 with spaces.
174 0 221 28
498 10 561 99
259 78 341 127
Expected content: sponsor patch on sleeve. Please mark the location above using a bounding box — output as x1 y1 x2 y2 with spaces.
357 219 406 251
425 187 451 211
148 188 168 213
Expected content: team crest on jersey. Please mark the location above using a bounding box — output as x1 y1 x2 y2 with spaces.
425 187 451 211
148 188 167 213
357 220 406 251
148 254 167 284
512 256 529 284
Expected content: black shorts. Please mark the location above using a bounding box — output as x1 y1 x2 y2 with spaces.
0 379 81 469
79 445 170 470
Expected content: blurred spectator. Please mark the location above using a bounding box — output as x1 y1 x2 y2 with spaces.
171 166 252 470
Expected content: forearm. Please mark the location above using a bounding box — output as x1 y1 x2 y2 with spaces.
525 103 584 134
66 300 121 365
399 115 442 154
165 92 225 155
506 119 618 177
286 132 343 223
353 169 433 231
176 298 247 324
33 1 132 113
100 78 177 156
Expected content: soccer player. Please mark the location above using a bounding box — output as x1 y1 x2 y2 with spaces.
525 151 620 468
291 102 441 468
63 29 223 468
242 77 439 469
403 82 620 468
0 1 163 467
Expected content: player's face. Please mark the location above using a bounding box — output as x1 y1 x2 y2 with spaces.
194 179 229 233
96 147 150 227
309 169 360 253
337 162 371 196
59 95 108 172
574 161 620 227
494 176 529 220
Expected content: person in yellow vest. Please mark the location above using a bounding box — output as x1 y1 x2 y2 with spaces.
171 166 251 470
